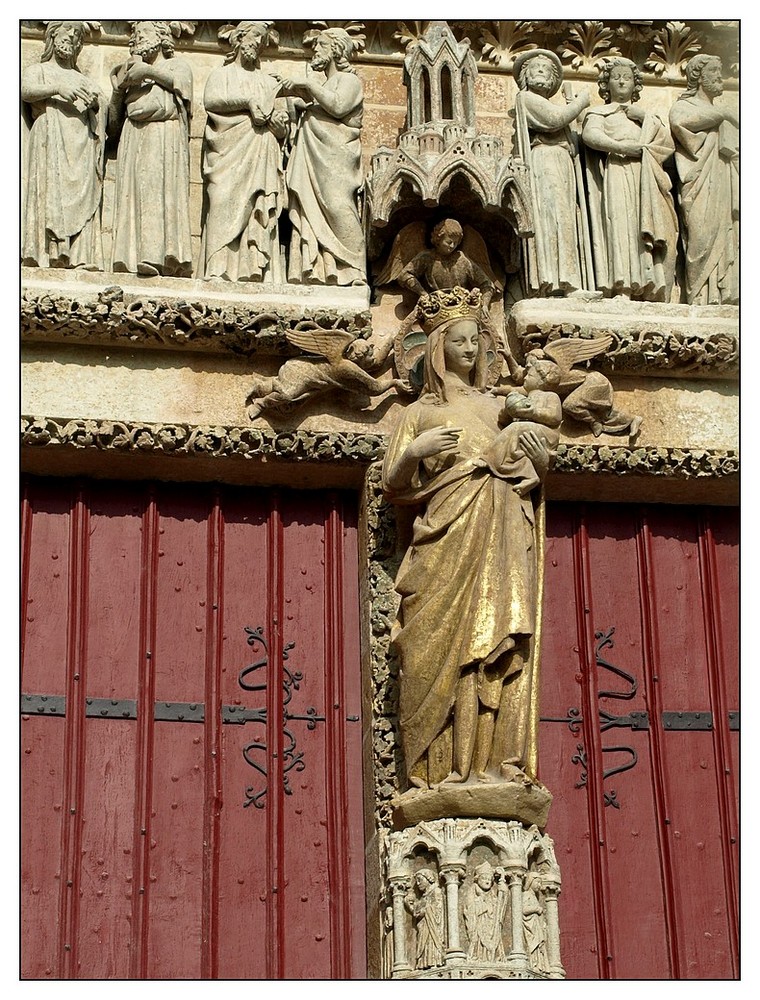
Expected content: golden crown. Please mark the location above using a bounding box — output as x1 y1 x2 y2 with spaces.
417 286 482 335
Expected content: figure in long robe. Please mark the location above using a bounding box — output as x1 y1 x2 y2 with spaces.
382 288 553 788
463 863 509 962
513 49 590 296
21 20 105 270
109 21 193 278
669 54 738 305
200 21 287 282
583 58 678 301
277 27 366 285
405 870 445 970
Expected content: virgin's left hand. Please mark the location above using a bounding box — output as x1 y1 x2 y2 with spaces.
519 430 553 479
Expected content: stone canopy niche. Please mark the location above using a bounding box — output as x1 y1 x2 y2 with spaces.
366 20 532 257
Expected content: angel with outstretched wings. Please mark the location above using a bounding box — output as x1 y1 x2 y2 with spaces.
501 335 642 440
246 324 410 420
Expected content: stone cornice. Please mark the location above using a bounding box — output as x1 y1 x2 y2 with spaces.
21 416 738 482
21 284 372 357
509 300 739 380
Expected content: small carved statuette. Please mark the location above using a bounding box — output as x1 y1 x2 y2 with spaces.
278 26 367 285
513 50 591 296
246 325 407 420
200 22 287 282
583 58 678 302
21 20 106 270
405 869 445 970
463 863 509 962
669 55 739 305
109 21 194 277
377 219 501 342
522 871 549 974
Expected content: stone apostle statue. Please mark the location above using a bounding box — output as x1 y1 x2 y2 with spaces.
669 55 738 305
382 287 553 790
463 863 508 962
277 26 366 285
582 58 678 302
21 21 106 270
513 49 590 296
200 22 288 282
109 21 193 277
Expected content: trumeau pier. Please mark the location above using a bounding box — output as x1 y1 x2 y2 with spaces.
21 19 738 981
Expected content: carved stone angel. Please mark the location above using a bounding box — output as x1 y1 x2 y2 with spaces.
376 219 502 342
246 324 409 419
502 336 642 440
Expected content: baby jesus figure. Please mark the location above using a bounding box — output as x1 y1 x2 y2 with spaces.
483 356 563 496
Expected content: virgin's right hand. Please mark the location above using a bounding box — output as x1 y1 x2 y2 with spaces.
410 426 462 460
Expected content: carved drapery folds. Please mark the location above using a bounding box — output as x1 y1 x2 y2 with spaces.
21 20 737 306
383 818 564 979
21 21 106 270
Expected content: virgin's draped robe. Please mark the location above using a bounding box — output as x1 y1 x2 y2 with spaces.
408 885 444 969
516 90 583 294
286 73 365 285
670 96 739 304
382 386 540 786
111 60 193 277
200 63 285 282
583 104 677 301
22 62 106 269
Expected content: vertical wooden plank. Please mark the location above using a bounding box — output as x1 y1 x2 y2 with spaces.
130 486 159 979
76 482 142 978
60 486 89 978
583 505 671 979
540 504 600 980
640 507 734 978
21 479 71 979
201 492 224 979
697 510 739 972
266 492 285 979
338 499 368 978
215 488 270 979
145 484 209 978
277 491 330 978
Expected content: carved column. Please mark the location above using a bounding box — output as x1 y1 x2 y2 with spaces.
542 880 565 978
390 878 412 974
505 868 529 971
440 865 466 961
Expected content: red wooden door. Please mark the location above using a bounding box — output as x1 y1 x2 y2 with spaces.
21 477 367 979
540 502 739 980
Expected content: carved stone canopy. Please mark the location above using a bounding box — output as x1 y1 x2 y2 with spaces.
367 20 533 254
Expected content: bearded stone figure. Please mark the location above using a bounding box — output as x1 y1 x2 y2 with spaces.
669 54 739 305
582 58 678 302
382 288 553 792
200 21 288 282
109 21 193 277
21 20 106 270
276 26 366 285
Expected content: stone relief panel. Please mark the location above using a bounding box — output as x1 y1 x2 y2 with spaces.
382 818 564 979
20 20 739 306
